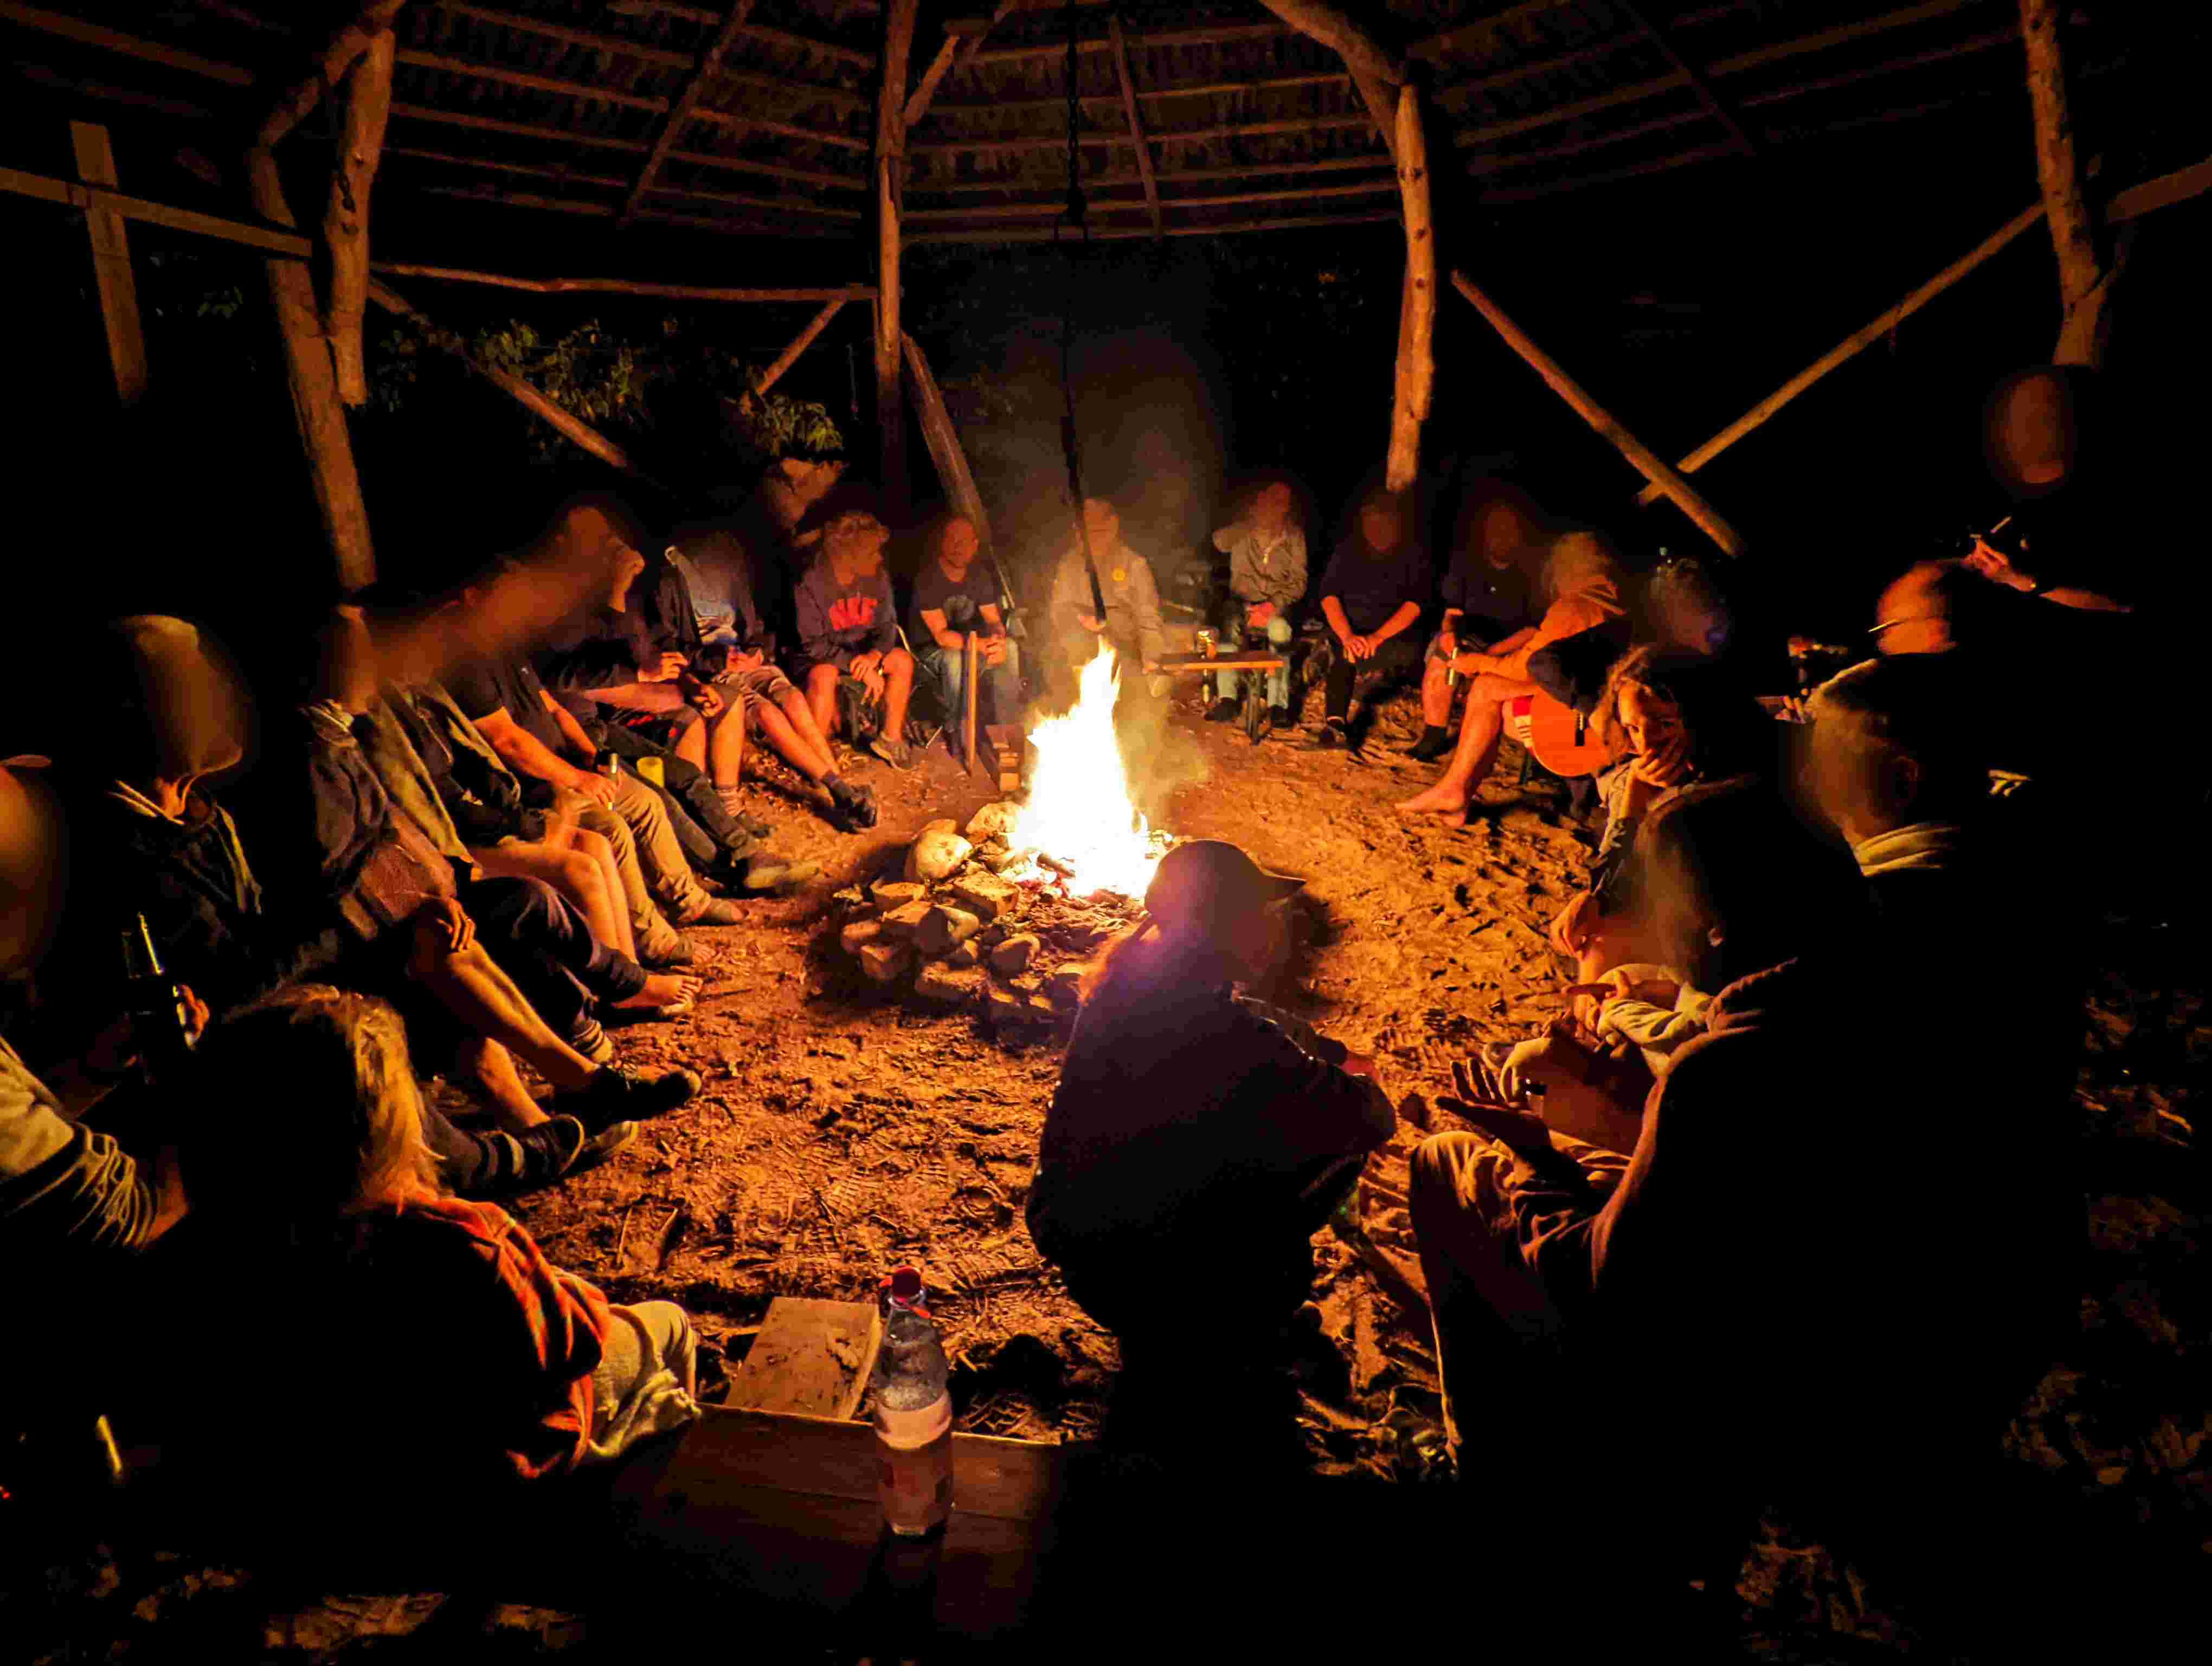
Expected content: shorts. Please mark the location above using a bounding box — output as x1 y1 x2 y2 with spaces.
720 662 797 726
611 706 700 750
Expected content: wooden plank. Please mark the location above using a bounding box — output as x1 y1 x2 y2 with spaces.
1633 201 2048 506
394 46 669 111
367 279 658 484
432 3 699 71
1105 15 1161 239
963 632 980 775
0 3 255 87
67 122 147 407
966 20 1290 67
2107 155 2212 223
910 153 1395 193
1450 269 1745 559
723 1297 882 1420
876 0 917 510
1386 84 1433 494
325 27 396 407
901 330 994 568
0 164 310 254
620 1 755 227
908 208 1400 245
1617 0 1759 158
368 264 872 302
923 68 1350 117
750 296 845 398
909 112 1376 154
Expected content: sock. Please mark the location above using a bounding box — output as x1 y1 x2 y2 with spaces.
822 771 844 790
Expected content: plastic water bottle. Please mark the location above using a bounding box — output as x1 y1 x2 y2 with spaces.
872 1266 952 1537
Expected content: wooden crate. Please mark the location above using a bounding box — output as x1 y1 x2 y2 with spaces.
723 1297 883 1421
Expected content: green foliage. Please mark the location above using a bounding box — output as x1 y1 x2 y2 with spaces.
367 311 843 481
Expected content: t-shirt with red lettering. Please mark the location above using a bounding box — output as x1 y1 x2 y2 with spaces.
794 556 898 671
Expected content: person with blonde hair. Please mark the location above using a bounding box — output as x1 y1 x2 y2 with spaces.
156 985 698 1497
1398 530 1629 819
1026 841 1393 1359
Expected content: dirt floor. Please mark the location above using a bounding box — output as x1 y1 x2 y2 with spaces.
14 683 2207 1661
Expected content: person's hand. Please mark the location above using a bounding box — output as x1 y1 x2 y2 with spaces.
1141 661 1161 677
570 769 621 807
727 648 766 674
1604 968 1681 1009
1632 729 1693 788
174 985 210 1047
1549 890 1599 957
1435 630 1457 662
1078 613 1105 633
686 680 725 719
1246 603 1275 629
419 896 476 953
1445 1055 1553 1152
980 635 1008 667
1346 633 1375 662
1963 536 2036 592
1340 1052 1379 1079
850 652 886 696
639 650 689 684
1451 651 1491 677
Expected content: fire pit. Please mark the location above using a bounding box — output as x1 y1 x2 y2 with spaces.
831 652 1172 1038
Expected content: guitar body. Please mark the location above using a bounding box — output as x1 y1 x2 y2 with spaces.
1504 691 1615 778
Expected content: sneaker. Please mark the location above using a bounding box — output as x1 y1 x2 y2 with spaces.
459 1116 587 1201
566 1117 640 1178
679 896 749 927
1315 719 1348 751
553 1064 702 1133
868 734 914 771
569 1015 616 1065
1205 698 1240 723
1270 705 1298 730
825 776 879 830
715 787 775 841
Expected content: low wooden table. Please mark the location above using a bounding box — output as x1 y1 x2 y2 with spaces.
1156 650 1290 742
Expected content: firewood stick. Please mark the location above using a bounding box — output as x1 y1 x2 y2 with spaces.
963 631 979 774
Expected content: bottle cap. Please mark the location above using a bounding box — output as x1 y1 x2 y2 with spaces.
886 1265 924 1308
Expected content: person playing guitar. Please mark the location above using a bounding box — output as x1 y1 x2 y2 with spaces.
1398 532 1628 819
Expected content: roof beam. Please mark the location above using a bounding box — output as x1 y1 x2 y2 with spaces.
909 208 1399 245
1617 0 1759 157
905 0 1024 128
431 4 696 70
396 46 667 111
907 153 1394 194
612 3 876 69
923 69 1349 119
904 176 1398 222
0 3 254 85
966 21 1289 67
370 265 873 300
1105 15 1161 239
620 2 754 227
910 112 1374 155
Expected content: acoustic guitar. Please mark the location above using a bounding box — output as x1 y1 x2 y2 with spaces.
1502 689 1616 778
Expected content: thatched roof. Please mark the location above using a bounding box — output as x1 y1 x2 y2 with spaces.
4 2 2047 247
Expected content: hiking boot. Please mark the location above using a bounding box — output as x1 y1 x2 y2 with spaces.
553 1063 702 1133
868 734 914 771
1405 725 1452 762
1205 698 1241 723
825 776 879 830
1314 719 1348 751
569 1015 615 1065
1270 704 1298 730
456 1116 588 1201
678 895 749 927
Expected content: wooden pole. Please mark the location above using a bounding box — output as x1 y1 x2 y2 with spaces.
904 0 1024 128
1105 15 1162 240
749 297 846 402
366 279 657 485
2018 0 2113 366
962 631 979 776
1386 86 1433 493
67 122 148 407
1617 0 1759 158
1254 0 1404 165
876 0 917 509
1449 270 1745 558
1634 201 2049 506
901 330 994 565
245 2 404 592
366 267 872 302
619 2 757 227
324 25 395 407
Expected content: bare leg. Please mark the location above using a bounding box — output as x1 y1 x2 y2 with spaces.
672 712 708 772
472 837 633 965
881 648 914 741
568 829 636 963
408 921 599 1092
806 663 841 739
754 696 833 783
706 702 747 790
1420 657 1454 728
454 1035 549 1132
1398 674 1534 816
615 969 702 1009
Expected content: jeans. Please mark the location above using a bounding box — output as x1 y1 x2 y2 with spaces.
590 722 756 869
462 874 647 1013
1322 632 1422 721
916 639 1022 725
1213 612 1294 707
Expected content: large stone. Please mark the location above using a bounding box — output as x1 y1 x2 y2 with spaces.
949 872 1020 923
985 845 1029 875
869 880 927 914
989 934 1040 976
879 899 935 939
1046 967 1084 1008
964 800 1021 844
914 963 984 1007
905 825 973 883
858 941 914 983
943 939 980 970
839 919 883 955
982 980 1026 1023
915 905 982 958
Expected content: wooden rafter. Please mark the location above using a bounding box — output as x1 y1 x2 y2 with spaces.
909 113 1374 155
396 47 667 111
905 0 1024 128
1616 0 1758 158
0 4 254 86
430 3 696 70
904 177 1398 222
621 4 751 226
1105 15 1161 239
909 155 1395 194
966 20 1289 68
924 68 1350 118
69 121 149 407
750 298 846 401
908 209 1400 246
875 0 917 506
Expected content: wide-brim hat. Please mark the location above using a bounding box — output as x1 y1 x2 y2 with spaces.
1143 839 1303 937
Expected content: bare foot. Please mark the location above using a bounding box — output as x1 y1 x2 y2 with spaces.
619 972 702 1009
1397 781 1470 817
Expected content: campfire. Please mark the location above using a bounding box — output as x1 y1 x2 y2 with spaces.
832 647 1172 1035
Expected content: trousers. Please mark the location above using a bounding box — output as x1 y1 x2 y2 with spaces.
1213 612 1294 707
916 639 1023 727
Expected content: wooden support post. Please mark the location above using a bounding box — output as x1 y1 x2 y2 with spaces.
368 280 657 485
876 0 918 508
750 297 846 402
901 330 994 569
1386 86 1433 493
1635 201 2048 507
67 122 148 407
2018 0 2114 366
245 2 404 591
963 631 980 776
324 25 395 407
1105 15 1162 240
620 2 756 227
1451 270 1745 558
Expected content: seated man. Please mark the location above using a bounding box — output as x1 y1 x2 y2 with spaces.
911 512 1021 728
672 527 876 831
1049 497 1169 699
793 498 915 770
1206 480 1304 729
1313 489 1428 749
1398 532 1625 815
1407 517 1538 761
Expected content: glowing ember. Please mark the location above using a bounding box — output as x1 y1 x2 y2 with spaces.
1007 646 1166 899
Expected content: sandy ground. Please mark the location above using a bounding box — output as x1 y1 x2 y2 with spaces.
12 685 2205 1660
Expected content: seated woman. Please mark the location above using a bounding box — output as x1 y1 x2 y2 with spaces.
1398 532 1627 816
1314 489 1429 749
1026 841 1393 1362
144 986 698 1513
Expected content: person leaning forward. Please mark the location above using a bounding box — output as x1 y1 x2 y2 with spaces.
1050 497 1169 698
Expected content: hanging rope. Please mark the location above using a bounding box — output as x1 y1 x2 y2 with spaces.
1054 0 1106 621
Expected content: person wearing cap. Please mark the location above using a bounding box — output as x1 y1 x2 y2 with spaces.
1049 498 1170 700
1026 841 1394 1357
793 501 916 772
